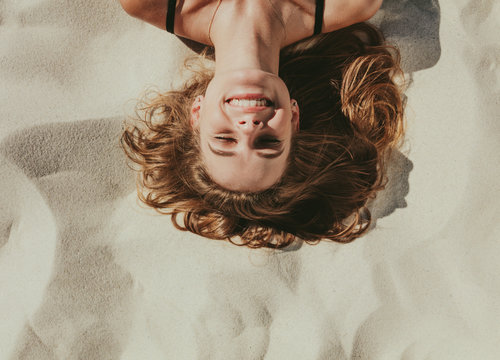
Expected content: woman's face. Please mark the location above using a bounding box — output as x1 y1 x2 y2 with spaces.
191 69 299 192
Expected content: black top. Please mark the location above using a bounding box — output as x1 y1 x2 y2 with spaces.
166 0 325 36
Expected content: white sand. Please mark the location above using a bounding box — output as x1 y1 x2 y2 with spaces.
1 0 499 358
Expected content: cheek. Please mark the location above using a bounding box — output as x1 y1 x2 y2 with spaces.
201 115 232 137
271 111 293 134
198 136 213 168
195 116 212 147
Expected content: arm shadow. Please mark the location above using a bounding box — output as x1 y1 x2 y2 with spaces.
371 0 442 73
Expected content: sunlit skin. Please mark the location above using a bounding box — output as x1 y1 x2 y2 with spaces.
118 0 384 191
191 69 299 192
189 1 302 192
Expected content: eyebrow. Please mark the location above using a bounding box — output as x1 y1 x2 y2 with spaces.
208 143 284 159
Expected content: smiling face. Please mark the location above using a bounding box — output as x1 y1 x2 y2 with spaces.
191 69 299 192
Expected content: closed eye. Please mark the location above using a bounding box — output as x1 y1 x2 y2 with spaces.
255 136 282 148
259 137 281 143
215 136 237 143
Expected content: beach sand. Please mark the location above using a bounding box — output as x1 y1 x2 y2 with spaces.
0 0 499 358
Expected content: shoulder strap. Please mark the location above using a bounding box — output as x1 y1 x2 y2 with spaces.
168 0 323 36
313 0 325 35
166 0 176 33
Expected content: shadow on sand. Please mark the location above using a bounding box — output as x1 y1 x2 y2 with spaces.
0 1 442 355
367 0 441 224
0 117 135 360
374 0 441 73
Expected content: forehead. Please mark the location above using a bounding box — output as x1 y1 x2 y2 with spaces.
200 141 288 192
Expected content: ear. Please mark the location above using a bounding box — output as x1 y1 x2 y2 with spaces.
291 99 300 132
190 95 204 128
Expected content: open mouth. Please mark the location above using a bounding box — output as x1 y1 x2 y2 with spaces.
225 95 274 107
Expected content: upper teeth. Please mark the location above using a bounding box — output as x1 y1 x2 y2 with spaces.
229 98 270 107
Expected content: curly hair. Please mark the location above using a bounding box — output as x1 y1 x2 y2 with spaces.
121 22 405 249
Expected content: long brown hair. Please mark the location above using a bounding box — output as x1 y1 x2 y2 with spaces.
121 23 405 248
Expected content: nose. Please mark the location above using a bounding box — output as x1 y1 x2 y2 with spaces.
237 119 262 134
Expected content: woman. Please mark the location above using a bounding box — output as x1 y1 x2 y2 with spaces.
120 0 405 248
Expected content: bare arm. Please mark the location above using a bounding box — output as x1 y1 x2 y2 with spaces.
118 0 168 30
323 0 383 32
117 0 383 37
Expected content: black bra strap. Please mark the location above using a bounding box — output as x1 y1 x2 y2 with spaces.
167 0 323 36
314 0 324 35
166 0 176 33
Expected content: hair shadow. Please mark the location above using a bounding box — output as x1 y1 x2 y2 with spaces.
369 150 414 223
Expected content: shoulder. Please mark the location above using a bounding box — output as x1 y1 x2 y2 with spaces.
119 0 169 30
118 0 213 41
323 0 383 31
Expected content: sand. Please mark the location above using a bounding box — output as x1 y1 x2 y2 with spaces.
0 0 499 359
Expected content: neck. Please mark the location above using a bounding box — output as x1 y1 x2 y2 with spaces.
209 0 285 75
